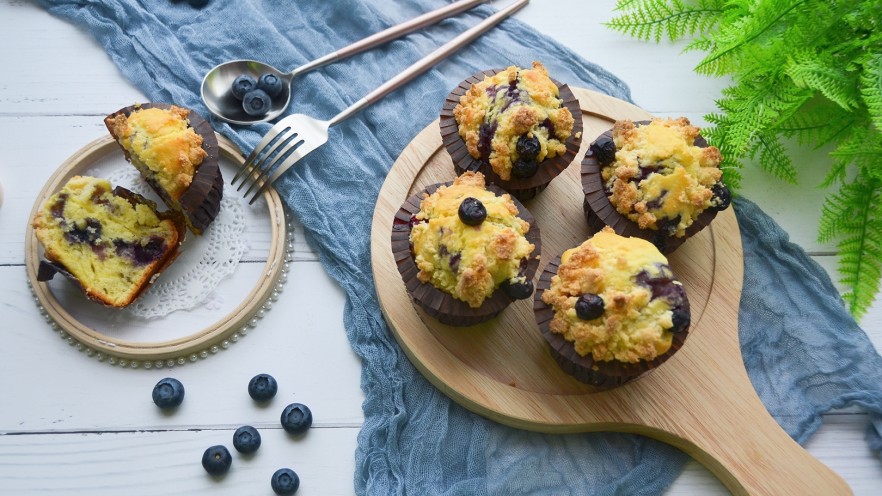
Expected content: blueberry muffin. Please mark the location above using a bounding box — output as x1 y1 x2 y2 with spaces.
392 172 541 326
105 103 223 235
534 228 691 388
441 62 582 200
582 118 730 253
32 175 186 308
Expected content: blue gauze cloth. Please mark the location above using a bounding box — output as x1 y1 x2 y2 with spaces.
39 0 882 493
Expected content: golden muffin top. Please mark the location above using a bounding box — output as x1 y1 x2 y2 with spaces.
106 105 206 199
454 61 574 181
541 228 689 363
410 172 535 308
601 118 724 237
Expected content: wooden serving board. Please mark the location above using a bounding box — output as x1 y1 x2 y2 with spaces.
370 87 851 495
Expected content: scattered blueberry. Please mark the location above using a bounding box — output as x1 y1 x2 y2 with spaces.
516 135 541 161
152 378 185 409
242 89 272 116
188 0 210 8
231 75 257 100
711 182 731 211
248 373 278 401
671 308 691 333
590 134 617 166
232 425 262 454
502 279 534 300
458 197 487 226
257 73 283 98
271 468 300 495
511 158 539 179
201 445 232 475
280 403 313 434
575 293 605 320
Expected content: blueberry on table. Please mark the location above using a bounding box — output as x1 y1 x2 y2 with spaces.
271 468 300 495
152 377 185 409
575 293 605 321
242 89 272 116
458 197 487 226
232 425 261 454
511 158 539 179
502 279 534 300
589 134 617 166
280 403 313 434
231 75 257 100
516 135 541 161
248 373 278 401
188 0 210 9
257 73 284 98
201 445 232 475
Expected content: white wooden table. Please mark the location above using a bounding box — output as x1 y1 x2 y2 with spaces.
1 1 880 494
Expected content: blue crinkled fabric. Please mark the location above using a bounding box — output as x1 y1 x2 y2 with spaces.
37 0 882 493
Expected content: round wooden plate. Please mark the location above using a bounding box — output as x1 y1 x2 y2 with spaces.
25 134 288 366
370 87 850 495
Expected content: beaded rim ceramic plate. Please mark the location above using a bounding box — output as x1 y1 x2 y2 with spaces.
24 134 291 369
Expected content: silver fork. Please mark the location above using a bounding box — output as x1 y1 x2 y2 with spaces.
231 0 529 204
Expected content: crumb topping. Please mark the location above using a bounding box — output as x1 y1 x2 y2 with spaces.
541 228 685 363
454 61 574 180
410 172 535 308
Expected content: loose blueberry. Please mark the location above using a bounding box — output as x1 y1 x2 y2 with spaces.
502 279 534 300
233 425 261 454
242 89 272 116
248 373 278 401
280 403 313 434
516 135 541 161
590 134 617 166
575 293 605 320
231 75 257 100
711 183 731 211
201 445 232 475
671 308 691 332
257 73 283 98
458 197 487 226
188 0 210 8
271 468 300 495
511 158 539 179
152 377 185 409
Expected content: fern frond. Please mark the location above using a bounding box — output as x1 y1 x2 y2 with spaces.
775 99 854 148
785 50 861 110
859 54 882 134
829 125 882 174
750 134 797 183
606 0 725 42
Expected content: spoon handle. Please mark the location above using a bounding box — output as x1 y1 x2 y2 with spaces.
328 0 528 127
292 0 489 77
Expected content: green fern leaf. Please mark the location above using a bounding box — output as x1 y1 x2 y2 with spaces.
606 0 725 42
751 134 797 183
785 51 861 110
860 54 882 133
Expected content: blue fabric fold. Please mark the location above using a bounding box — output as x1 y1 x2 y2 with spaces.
38 0 882 493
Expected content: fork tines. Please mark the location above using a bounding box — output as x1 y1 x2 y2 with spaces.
231 126 305 202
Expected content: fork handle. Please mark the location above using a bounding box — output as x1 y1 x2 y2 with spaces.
328 0 530 127
292 0 490 77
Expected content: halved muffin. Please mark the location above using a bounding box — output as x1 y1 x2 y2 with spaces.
105 103 223 235
32 175 185 307
534 228 691 388
392 172 541 326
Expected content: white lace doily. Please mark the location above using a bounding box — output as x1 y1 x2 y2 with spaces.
99 167 249 318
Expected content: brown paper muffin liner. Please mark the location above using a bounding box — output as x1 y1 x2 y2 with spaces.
392 182 541 327
533 255 691 389
581 120 720 254
440 69 583 201
105 102 224 235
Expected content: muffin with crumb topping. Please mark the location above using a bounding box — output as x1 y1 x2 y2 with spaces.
392 172 541 326
582 117 730 253
441 62 582 200
534 227 691 388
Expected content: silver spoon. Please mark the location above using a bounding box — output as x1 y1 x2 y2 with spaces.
201 0 489 125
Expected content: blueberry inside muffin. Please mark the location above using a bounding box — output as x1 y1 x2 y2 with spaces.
453 62 575 181
409 172 536 308
596 118 729 238
540 227 689 365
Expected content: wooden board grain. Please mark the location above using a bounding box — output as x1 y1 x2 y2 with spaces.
370 87 851 495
